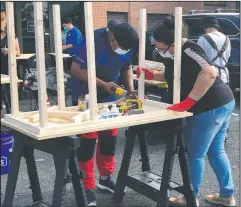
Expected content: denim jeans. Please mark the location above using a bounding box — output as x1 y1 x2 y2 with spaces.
185 100 235 198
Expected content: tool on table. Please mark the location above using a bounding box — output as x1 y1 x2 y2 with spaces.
118 99 143 114
111 85 128 97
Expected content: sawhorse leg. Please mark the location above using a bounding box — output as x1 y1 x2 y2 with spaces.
113 126 138 204
157 124 178 207
2 134 43 206
23 147 43 202
69 151 88 207
176 132 196 207
157 119 196 207
2 138 24 207
114 125 150 204
137 126 150 172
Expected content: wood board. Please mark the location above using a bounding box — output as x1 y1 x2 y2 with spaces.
2 3 189 141
2 100 192 140
1 74 22 84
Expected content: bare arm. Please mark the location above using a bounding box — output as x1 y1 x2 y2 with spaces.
15 38 20 56
121 65 134 92
188 65 217 101
63 44 73 51
153 71 166 82
71 61 106 88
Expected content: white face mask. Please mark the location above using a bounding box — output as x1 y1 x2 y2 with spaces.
159 50 174 59
114 47 129 55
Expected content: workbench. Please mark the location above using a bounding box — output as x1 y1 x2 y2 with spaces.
1 74 22 114
2 3 196 207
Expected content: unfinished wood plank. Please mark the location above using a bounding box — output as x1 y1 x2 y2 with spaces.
6 2 19 116
4 114 40 136
2 103 192 140
84 2 98 120
173 7 182 104
28 111 82 123
52 5 65 110
143 99 171 109
1 74 22 84
138 9 147 102
34 2 48 127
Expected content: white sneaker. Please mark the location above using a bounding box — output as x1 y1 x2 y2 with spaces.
205 193 236 207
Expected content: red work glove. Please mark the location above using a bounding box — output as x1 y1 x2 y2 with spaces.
136 67 154 80
167 97 196 112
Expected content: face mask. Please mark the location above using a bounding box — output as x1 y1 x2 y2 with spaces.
159 50 174 59
114 47 129 55
64 27 69 33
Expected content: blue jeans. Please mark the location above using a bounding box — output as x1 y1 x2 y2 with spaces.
185 100 235 198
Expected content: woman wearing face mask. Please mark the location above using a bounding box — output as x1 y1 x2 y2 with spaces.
137 18 236 207
70 20 138 206
1 11 20 116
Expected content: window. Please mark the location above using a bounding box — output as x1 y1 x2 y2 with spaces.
218 18 239 36
107 12 128 24
147 14 168 30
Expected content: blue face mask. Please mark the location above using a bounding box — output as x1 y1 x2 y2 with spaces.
64 27 69 33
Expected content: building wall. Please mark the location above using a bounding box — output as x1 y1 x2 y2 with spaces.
92 1 238 32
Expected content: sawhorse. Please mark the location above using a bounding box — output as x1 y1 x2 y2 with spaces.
2 130 88 207
114 118 197 207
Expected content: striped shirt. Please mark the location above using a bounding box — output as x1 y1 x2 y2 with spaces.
164 40 234 115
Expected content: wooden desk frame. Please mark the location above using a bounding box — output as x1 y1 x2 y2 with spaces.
2 2 191 140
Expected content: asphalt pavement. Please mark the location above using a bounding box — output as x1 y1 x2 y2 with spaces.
1 94 240 207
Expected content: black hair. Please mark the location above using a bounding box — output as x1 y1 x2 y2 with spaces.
153 17 175 45
62 18 72 24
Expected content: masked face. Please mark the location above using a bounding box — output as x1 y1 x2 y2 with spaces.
111 37 129 55
64 27 69 33
155 41 174 59
158 50 174 59
114 47 129 55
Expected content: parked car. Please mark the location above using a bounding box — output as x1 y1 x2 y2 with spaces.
133 9 240 93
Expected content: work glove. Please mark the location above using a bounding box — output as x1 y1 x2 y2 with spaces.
136 67 155 80
167 97 196 112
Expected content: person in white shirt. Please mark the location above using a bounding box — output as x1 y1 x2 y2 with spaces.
197 16 231 84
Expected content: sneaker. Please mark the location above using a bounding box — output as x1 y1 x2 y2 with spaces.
205 193 236 207
169 196 199 207
97 175 116 194
85 189 97 206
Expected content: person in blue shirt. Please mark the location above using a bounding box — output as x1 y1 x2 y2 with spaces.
71 20 138 206
62 18 82 56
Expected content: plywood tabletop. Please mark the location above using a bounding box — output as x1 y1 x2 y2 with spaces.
2 100 192 140
133 74 167 85
1 74 22 84
16 53 71 60
16 54 35 60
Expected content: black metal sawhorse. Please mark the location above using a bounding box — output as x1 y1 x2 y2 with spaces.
2 130 88 207
113 118 197 207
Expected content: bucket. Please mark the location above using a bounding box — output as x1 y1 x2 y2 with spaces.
1 132 14 175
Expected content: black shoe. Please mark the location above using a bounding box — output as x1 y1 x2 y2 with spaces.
97 175 116 194
85 189 97 206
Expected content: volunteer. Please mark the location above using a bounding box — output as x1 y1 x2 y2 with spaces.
1 11 20 116
62 18 82 55
62 18 82 72
137 18 236 207
71 20 138 206
197 16 231 142
197 16 230 84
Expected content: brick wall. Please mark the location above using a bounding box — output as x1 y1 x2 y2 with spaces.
92 1 238 32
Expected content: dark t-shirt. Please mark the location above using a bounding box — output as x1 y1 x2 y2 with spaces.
71 28 134 103
164 40 234 115
0 33 18 75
